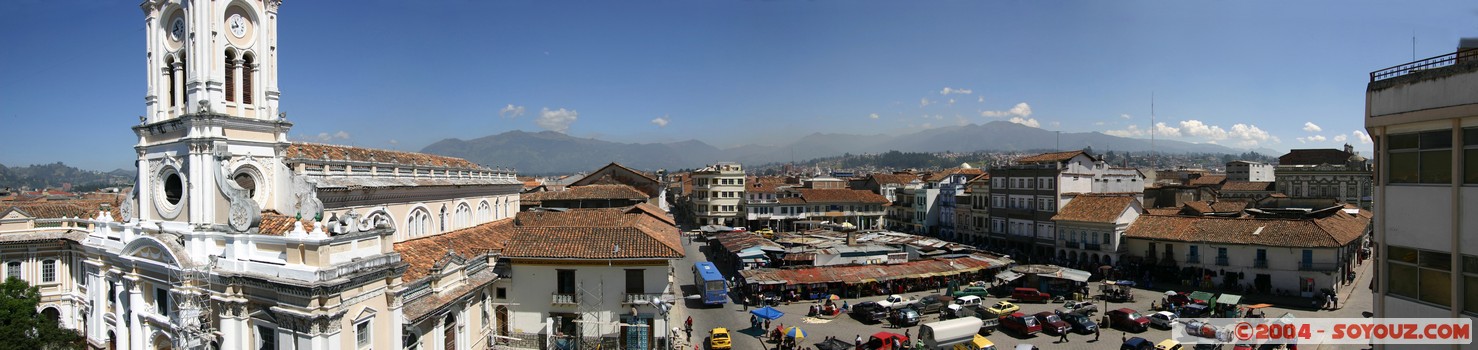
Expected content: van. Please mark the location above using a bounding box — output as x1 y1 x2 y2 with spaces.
1011 288 1051 303
954 295 983 308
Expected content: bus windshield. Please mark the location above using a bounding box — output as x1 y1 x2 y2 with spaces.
705 280 726 292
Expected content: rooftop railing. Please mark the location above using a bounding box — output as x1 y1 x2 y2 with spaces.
1370 48 1478 82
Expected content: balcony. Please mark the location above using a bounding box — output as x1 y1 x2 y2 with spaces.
552 293 579 305
1253 258 1269 268
1215 256 1230 266
1185 254 1201 264
1299 261 1338 271
1064 241 1079 249
1370 47 1478 82
623 293 665 305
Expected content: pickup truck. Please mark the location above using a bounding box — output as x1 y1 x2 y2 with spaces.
851 301 890 324
876 294 920 310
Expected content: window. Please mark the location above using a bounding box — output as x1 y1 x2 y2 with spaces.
6 261 18 280
1189 245 1199 257
1102 232 1110 245
556 269 576 294
242 54 255 104
1387 245 1451 306
41 260 55 283
1464 255 1478 315
156 288 170 316
356 319 372 348
1388 130 1451 184
257 324 276 350
625 269 645 294
225 51 237 102
1466 128 1478 184
496 287 507 299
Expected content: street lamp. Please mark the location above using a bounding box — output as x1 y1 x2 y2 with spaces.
650 297 672 350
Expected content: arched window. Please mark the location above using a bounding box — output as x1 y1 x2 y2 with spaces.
407 208 431 239
455 203 471 230
165 56 178 108
241 53 255 104
224 50 236 102
477 201 491 223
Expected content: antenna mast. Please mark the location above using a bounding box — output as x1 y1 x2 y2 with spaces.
1151 92 1157 170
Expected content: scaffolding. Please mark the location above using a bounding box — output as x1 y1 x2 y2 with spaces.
172 256 217 350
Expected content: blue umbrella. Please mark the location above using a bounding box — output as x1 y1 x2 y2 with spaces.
750 306 785 320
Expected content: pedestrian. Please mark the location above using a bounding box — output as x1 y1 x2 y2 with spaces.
1122 331 1127 342
855 334 862 349
764 319 770 330
904 329 910 340
686 316 693 332
1058 328 1069 343
1094 324 1100 342
744 295 750 311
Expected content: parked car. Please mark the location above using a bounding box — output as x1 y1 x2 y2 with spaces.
953 286 991 298
1155 339 1183 350
1061 300 1098 316
983 301 1020 318
1058 311 1099 334
1107 308 1150 332
1011 288 1051 303
954 295 984 308
1032 311 1071 335
1121 337 1153 350
1180 303 1210 318
709 327 732 349
890 308 922 327
877 294 921 310
1149 311 1178 329
852 301 890 323
917 295 953 315
999 312 1041 336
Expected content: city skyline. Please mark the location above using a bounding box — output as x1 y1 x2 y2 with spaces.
2 0 1474 170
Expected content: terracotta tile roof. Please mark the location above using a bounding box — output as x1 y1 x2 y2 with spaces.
1051 194 1137 223
576 163 658 183
520 184 649 204
1181 201 1214 215
393 219 517 281
746 176 791 193
256 212 323 236
285 143 479 169
796 189 890 204
1017 150 1089 164
1209 199 1251 213
778 197 807 204
1279 149 1356 166
1220 181 1275 192
518 177 543 189
1145 208 1182 216
926 168 985 182
1188 175 1227 186
1124 208 1371 248
1 197 122 220
868 173 920 186
504 205 683 260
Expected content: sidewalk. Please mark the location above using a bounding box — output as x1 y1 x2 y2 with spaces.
1333 260 1373 311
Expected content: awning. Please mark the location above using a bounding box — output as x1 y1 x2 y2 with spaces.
1216 293 1243 306
996 270 1024 282
1189 291 1215 303
1053 267 1092 283
736 250 767 258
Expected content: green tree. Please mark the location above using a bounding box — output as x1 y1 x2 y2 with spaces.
0 277 81 350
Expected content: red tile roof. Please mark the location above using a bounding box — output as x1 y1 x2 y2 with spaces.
394 219 517 281
1188 175 1227 186
1125 208 1371 248
1051 194 1137 223
504 206 683 260
746 176 792 193
926 168 985 182
1219 181 1275 192
520 184 649 204
868 173 920 186
285 143 479 169
796 189 890 204
1 197 122 221
1017 150 1090 164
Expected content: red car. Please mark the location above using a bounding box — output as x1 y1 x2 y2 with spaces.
1166 292 1206 307
1033 311 1071 335
1107 308 1150 332
1000 312 1042 336
867 331 909 350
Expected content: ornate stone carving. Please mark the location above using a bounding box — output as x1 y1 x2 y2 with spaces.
212 151 260 233
289 175 323 220
119 186 137 223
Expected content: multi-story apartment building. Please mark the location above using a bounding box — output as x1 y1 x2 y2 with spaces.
1050 193 1142 266
689 163 745 226
1226 160 1275 182
1275 146 1374 209
933 167 985 240
742 176 793 230
1365 42 1478 334
987 150 1145 260
962 175 992 245
895 182 939 235
857 173 919 203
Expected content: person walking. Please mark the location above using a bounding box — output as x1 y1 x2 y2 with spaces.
744 295 750 311
1094 325 1101 342
903 329 910 341
1058 328 1069 343
855 334 862 350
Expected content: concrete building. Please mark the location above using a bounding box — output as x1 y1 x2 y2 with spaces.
1226 161 1275 182
1049 193 1142 266
688 163 745 226
1275 146 1374 209
931 167 985 241
1365 41 1478 336
961 175 992 245
987 150 1146 259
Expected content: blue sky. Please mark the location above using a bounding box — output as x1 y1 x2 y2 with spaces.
2 0 1474 171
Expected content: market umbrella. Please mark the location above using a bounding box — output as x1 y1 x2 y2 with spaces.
750 306 785 320
827 294 842 301
814 338 852 350
1165 290 1178 296
785 326 806 341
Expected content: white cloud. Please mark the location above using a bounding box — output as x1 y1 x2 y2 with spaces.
1094 121 1106 126
920 97 933 107
1121 114 1132 119
1179 120 1228 140
948 98 956 106
315 133 331 142
1353 130 1372 144
955 115 969 126
1333 134 1348 142
1228 124 1271 142
536 108 578 133
977 96 984 103
650 115 670 128
1008 117 1040 128
1298 135 1327 143
981 102 1032 118
1302 122 1322 133
1154 122 1183 137
869 113 880 120
500 104 526 118
921 122 933 129
1103 122 1181 138
388 139 399 145
333 131 350 140
940 87 973 95
1104 125 1140 137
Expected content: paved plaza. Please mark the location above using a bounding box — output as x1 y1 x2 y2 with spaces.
670 235 1375 350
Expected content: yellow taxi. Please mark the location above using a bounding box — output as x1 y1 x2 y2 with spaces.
1154 339 1182 350
983 301 1020 318
953 334 996 350
755 227 775 239
709 327 732 349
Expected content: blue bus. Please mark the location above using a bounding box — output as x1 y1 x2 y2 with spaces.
692 261 728 306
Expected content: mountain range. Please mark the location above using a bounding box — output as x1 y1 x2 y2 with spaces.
421 121 1281 175
0 163 133 190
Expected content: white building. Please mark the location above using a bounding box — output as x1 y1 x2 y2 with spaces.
1049 193 1142 266
987 150 1146 259
688 163 745 226
1365 41 1478 340
1226 161 1274 182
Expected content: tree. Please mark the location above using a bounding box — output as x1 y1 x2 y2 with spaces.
0 277 81 350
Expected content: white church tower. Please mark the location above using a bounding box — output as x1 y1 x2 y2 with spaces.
143 0 281 122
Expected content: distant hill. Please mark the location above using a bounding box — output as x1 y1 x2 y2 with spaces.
422 121 1278 174
0 162 133 190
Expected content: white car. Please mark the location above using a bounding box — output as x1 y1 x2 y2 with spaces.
1149 311 1179 329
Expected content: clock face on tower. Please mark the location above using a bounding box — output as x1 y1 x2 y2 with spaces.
170 17 186 42
228 14 247 38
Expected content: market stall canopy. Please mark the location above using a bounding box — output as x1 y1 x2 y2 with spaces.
1054 267 1092 282
750 306 785 320
1242 303 1274 309
1216 293 1242 306
1188 291 1216 303
995 270 1024 282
